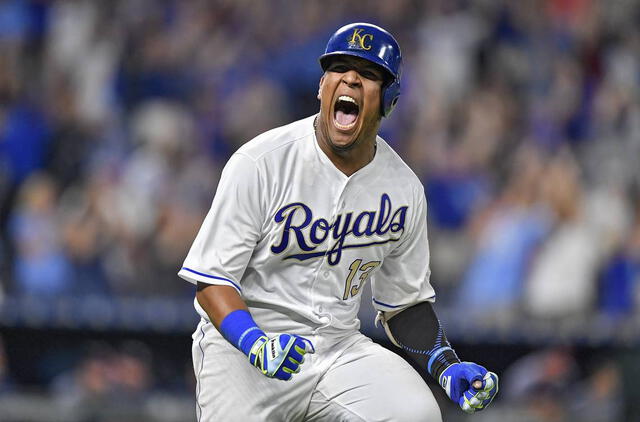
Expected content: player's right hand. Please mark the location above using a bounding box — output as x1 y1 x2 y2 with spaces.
247 333 315 380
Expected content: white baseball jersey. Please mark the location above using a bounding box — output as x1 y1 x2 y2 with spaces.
179 114 435 335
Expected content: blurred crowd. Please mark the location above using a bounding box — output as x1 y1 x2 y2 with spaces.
1 0 639 317
0 0 640 420
1 0 639 319
0 336 195 422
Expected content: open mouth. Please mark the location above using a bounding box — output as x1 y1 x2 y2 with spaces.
333 95 360 130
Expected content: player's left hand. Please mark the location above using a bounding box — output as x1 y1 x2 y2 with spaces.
439 362 498 414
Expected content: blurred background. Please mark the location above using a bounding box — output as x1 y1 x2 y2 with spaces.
0 0 639 421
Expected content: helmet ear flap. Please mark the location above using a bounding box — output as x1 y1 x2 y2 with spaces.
381 79 400 117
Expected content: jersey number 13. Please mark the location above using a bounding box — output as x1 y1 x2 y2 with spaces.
343 259 381 300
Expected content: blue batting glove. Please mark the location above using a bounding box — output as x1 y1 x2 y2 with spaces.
247 334 315 381
439 362 499 413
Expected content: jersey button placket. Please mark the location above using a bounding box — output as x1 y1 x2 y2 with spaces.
312 180 348 330
309 182 340 327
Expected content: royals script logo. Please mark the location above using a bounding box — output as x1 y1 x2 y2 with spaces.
270 194 407 265
348 28 373 51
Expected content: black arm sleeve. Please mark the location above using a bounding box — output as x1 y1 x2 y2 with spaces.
387 301 461 381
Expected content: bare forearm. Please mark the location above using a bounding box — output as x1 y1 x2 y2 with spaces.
196 283 248 328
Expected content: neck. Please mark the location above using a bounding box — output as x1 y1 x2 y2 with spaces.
314 115 378 177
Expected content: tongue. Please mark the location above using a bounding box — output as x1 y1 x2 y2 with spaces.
335 110 357 126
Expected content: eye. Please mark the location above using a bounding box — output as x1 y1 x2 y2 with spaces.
361 71 379 80
330 64 349 73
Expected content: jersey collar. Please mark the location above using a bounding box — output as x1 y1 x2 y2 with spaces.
311 114 382 181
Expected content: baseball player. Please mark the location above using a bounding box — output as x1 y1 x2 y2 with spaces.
179 22 498 421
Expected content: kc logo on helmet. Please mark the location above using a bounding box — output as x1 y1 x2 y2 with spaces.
348 28 373 51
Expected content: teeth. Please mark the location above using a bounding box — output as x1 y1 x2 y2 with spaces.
334 121 356 130
338 95 357 104
334 95 358 130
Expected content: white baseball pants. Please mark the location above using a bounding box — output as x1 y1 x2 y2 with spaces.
192 318 442 421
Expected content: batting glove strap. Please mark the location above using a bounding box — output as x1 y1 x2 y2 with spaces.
427 346 461 381
440 362 499 414
248 335 269 367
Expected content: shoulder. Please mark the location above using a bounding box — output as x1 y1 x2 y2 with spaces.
375 137 424 195
234 115 315 163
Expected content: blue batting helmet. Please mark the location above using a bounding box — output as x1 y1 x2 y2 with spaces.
319 22 402 117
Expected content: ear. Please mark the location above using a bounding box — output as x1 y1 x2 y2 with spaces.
317 75 325 100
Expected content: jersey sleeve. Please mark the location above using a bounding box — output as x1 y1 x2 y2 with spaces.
371 187 435 312
178 152 264 294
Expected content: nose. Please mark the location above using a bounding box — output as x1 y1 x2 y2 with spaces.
341 70 361 88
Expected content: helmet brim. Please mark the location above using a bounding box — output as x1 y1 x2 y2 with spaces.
319 51 397 84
